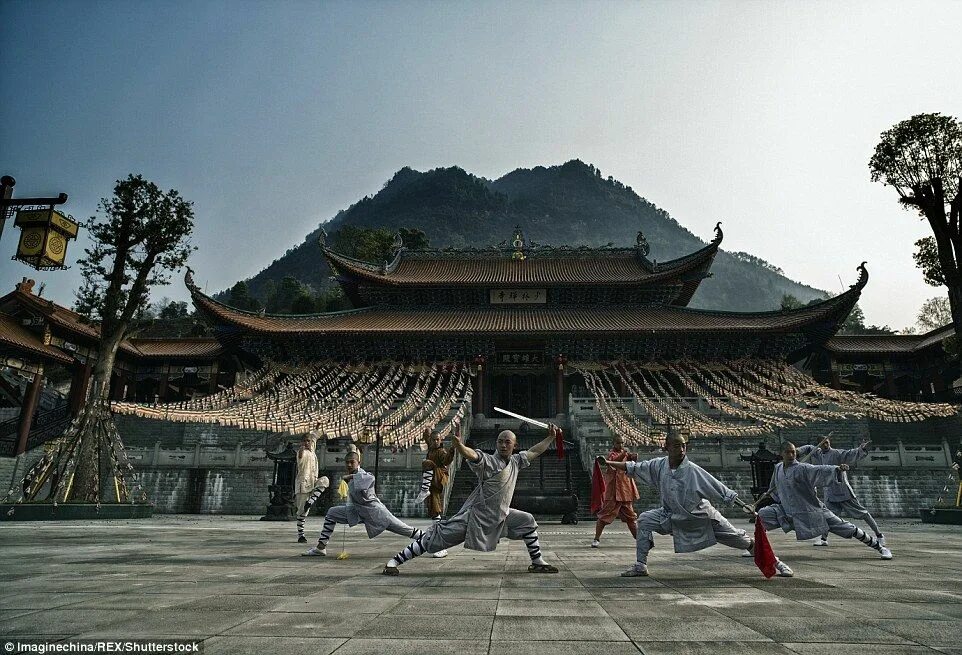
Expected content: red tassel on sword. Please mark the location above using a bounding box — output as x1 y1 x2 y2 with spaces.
555 427 565 459
753 519 777 578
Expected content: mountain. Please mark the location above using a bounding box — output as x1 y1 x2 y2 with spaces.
232 160 828 311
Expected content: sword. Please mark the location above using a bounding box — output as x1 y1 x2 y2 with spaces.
493 406 549 428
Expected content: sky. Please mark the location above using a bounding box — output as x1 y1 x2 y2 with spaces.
2 0 960 330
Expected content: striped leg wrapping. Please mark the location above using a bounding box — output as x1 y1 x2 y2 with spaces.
418 470 433 495
852 527 880 550
520 527 542 562
394 534 429 565
316 517 337 548
297 488 324 539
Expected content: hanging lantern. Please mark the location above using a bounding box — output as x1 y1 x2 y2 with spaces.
13 208 79 270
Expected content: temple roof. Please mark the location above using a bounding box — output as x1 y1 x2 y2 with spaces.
320 224 723 293
824 324 955 355
0 286 223 362
187 263 868 342
0 313 74 365
127 338 224 359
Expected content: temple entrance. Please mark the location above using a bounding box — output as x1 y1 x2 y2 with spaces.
491 372 550 418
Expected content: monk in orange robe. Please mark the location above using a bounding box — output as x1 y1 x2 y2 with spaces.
592 434 639 547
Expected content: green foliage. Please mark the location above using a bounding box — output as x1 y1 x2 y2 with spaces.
870 113 962 330
914 236 945 286
916 295 952 332
227 281 262 312
73 174 196 336
331 226 397 263
869 113 962 214
733 252 783 275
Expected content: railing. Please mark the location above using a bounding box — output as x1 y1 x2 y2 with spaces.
0 404 72 457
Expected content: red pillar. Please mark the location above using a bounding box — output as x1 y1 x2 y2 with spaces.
554 354 567 416
15 372 43 455
472 355 486 416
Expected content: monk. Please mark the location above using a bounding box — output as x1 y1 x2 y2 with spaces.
592 434 639 547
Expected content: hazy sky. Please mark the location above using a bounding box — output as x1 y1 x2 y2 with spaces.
2 1 960 329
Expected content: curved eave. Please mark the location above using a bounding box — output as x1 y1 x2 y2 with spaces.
184 263 867 341
319 223 723 289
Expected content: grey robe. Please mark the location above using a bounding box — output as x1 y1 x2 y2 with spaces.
767 461 843 540
449 450 531 552
796 444 867 502
625 457 738 553
343 467 401 538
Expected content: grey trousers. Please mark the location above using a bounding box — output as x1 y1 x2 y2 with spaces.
324 505 417 538
421 508 539 553
635 507 751 565
757 505 859 539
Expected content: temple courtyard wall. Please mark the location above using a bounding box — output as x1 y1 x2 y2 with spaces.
5 412 958 519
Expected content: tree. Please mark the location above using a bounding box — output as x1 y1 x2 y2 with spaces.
158 300 189 320
870 113 962 336
69 174 196 501
398 227 430 250
916 295 952 332
227 281 262 312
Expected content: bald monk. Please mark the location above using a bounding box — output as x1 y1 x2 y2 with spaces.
383 425 562 575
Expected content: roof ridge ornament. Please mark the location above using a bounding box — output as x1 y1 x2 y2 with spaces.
713 222 723 243
635 230 650 257
511 225 526 261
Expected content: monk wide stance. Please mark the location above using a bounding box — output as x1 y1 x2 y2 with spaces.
756 442 893 560
383 425 562 575
601 432 793 578
303 450 429 557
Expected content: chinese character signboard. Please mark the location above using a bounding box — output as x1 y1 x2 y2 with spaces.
489 289 547 304
496 350 545 369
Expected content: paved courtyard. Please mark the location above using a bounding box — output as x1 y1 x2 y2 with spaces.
1 515 961 654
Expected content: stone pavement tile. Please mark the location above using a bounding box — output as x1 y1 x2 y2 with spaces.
0 609 140 635
732 617 914 644
163 594 289 612
496 599 607 616
492 615 629 641
270 595 401 614
386 599 498 615
799 599 955 620
405 585 501 599
0 592 100 611
336 638 491 655
599 599 728 619
0 608 41 621
614 616 771 643
490 641 642 655
500 586 596 600
353 614 494 640
86 609 254 637
708 600 836 620
322 582 418 598
589 590 691 601
636 642 798 655
927 604 962 619
202 636 346 655
874 619 962 648
575 575 669 589
418 574 503 587
64 593 211 610
221 611 373 637
782 645 937 654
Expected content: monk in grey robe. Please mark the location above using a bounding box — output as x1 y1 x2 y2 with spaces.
383 425 562 575
756 442 892 560
797 438 886 547
303 450 426 556
603 432 793 577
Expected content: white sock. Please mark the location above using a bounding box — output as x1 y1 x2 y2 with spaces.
532 556 547 566
386 558 399 568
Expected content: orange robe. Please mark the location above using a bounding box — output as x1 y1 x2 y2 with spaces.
597 449 639 524
423 445 455 517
